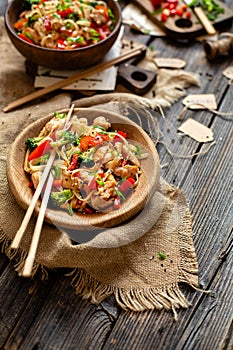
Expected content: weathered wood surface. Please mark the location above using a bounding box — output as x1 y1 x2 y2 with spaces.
0 0 232 349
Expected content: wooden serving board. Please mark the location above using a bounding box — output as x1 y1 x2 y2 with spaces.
132 0 233 39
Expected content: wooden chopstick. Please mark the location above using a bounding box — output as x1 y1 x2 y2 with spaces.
22 103 75 276
11 104 75 250
3 45 146 113
22 173 54 277
10 149 57 249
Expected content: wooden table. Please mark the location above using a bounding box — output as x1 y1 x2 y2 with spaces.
0 1 232 349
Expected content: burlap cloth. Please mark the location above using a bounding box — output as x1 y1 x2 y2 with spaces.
0 18 199 319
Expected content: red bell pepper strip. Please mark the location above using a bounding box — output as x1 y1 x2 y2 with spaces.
57 38 66 50
18 33 34 44
99 134 110 141
80 136 96 151
118 177 135 195
89 173 105 191
57 8 73 18
44 16 52 31
14 18 28 30
113 130 127 143
84 205 95 214
97 24 111 39
68 153 79 171
28 140 51 162
95 5 110 21
80 134 110 151
72 171 79 178
89 177 98 191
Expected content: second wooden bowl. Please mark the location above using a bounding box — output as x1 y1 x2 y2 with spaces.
4 0 122 69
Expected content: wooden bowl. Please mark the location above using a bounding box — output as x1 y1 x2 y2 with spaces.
4 0 122 70
7 108 160 230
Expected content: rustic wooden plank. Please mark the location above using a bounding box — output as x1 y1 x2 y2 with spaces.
0 264 38 347
3 274 60 350
4 272 120 350
0 253 9 275
185 114 232 280
175 251 233 350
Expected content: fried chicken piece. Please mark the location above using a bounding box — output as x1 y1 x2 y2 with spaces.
114 164 138 179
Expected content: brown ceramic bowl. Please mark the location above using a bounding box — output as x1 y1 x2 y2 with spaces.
7 108 160 230
4 0 122 70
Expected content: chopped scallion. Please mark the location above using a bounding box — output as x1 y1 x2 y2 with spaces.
158 252 166 260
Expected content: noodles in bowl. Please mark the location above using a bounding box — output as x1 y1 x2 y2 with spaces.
4 0 122 69
7 108 160 230
13 0 117 50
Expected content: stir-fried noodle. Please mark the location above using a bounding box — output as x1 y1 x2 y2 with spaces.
25 111 145 215
14 0 116 50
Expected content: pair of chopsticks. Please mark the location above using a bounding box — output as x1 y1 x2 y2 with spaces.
11 104 75 277
3 45 146 113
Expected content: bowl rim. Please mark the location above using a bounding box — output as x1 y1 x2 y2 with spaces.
6 107 160 230
4 0 122 54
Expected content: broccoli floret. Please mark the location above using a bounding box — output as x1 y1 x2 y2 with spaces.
25 137 44 152
50 189 73 206
52 165 61 179
50 131 76 147
54 111 66 119
35 153 49 165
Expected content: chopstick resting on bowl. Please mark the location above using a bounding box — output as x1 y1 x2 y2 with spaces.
11 104 75 277
3 45 146 113
22 172 54 277
10 148 57 250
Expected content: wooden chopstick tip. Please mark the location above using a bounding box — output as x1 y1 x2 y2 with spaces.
3 105 12 113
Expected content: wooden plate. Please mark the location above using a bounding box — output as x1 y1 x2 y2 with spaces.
7 108 160 230
132 0 233 40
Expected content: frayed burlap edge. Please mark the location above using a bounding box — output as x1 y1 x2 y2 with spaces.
0 225 198 321
68 268 193 320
